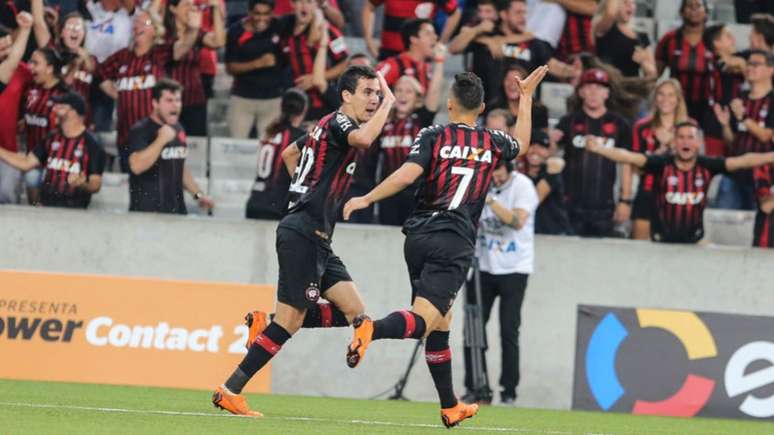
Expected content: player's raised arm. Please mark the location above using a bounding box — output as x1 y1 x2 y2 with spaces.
585 136 648 168
513 65 549 157
346 72 396 149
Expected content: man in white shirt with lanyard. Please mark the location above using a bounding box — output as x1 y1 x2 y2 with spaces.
463 158 538 405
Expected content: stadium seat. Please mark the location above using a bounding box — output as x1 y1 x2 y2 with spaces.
704 209 756 246
654 0 680 24
209 136 259 181
186 136 208 179
726 24 752 52
208 178 254 219
540 82 574 119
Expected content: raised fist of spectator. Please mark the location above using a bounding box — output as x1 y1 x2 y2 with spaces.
157 124 177 144
477 19 495 34
16 12 33 29
546 157 565 174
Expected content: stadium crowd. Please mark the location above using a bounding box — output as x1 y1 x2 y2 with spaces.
0 0 772 246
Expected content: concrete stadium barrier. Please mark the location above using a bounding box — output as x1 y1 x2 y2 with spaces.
1 206 773 410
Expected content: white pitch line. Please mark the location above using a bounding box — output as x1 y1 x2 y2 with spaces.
0 401 579 434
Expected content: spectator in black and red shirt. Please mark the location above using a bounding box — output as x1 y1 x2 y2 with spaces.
225 0 285 139
587 122 774 243
714 50 774 210
553 0 597 61
375 45 444 226
164 0 225 136
24 46 70 205
555 68 631 237
703 23 746 157
127 78 214 214
246 88 308 220
278 0 349 120
656 0 711 123
524 129 572 235
362 0 460 60
98 8 199 172
376 19 437 91
753 163 774 248
592 0 655 78
0 91 106 208
630 79 690 240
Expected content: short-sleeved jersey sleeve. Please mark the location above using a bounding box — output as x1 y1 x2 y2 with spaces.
327 25 349 64
85 132 106 176
127 124 151 154
697 155 728 176
406 125 441 171
329 112 359 149
291 133 309 151
643 154 672 174
488 128 520 160
510 174 539 215
97 50 122 82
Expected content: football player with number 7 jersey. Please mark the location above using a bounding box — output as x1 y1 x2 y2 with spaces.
212 65 396 417
342 66 548 428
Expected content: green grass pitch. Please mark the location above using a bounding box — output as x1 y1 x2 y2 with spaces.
0 379 771 434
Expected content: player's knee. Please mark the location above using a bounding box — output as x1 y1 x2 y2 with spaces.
273 304 306 335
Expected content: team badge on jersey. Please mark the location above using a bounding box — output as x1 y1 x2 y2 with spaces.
305 283 320 302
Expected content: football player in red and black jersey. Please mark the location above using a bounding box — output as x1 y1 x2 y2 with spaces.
587 122 774 243
212 65 396 417
342 66 548 428
0 91 106 208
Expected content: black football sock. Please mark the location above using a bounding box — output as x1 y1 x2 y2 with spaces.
301 302 350 328
372 310 426 340
224 322 291 394
425 330 458 409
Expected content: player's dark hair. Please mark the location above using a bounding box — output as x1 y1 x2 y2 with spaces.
248 0 275 11
337 65 378 101
266 88 309 137
451 72 484 111
748 49 774 67
152 78 183 100
34 47 63 78
751 14 774 47
401 18 432 50
702 24 725 53
496 0 525 12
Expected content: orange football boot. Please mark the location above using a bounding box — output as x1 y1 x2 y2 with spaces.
211 386 263 417
346 315 374 368
244 311 268 349
441 401 479 428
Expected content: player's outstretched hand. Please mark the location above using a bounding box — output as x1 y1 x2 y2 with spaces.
377 72 395 106
343 196 370 221
517 65 548 98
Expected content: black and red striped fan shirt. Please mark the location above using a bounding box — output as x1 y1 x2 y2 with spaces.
403 123 520 244
704 56 745 146
280 111 360 242
729 90 774 156
32 129 106 208
377 52 430 91
168 33 207 108
753 164 774 248
632 116 672 193
23 82 69 152
644 154 727 243
656 28 713 121
378 107 435 180
278 17 349 119
61 54 97 122
249 125 306 217
369 0 457 57
556 12 593 61
557 110 631 213
97 44 172 150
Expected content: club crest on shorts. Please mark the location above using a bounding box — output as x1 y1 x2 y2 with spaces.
305 283 320 302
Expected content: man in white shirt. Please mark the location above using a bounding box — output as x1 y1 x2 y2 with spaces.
85 0 136 62
463 158 538 405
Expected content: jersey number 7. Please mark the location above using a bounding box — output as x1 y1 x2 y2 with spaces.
449 166 474 210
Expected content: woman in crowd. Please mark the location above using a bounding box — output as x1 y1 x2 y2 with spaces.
592 0 656 79
55 13 96 124
629 79 690 240
491 62 549 132
164 0 225 136
23 46 70 204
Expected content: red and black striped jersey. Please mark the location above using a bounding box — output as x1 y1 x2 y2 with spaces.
369 0 457 55
632 116 673 193
376 52 430 91
97 44 172 150
248 125 306 217
61 54 98 123
753 164 774 248
278 17 348 117
281 111 360 242
556 12 593 61
644 154 727 243
729 90 774 156
707 57 745 107
23 82 69 152
557 110 631 212
656 28 713 120
31 128 106 208
378 107 435 180
168 33 207 108
402 123 520 244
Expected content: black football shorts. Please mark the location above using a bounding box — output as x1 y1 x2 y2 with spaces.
403 230 474 316
276 226 352 309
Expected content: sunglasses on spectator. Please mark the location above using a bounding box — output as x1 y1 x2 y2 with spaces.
64 23 83 31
